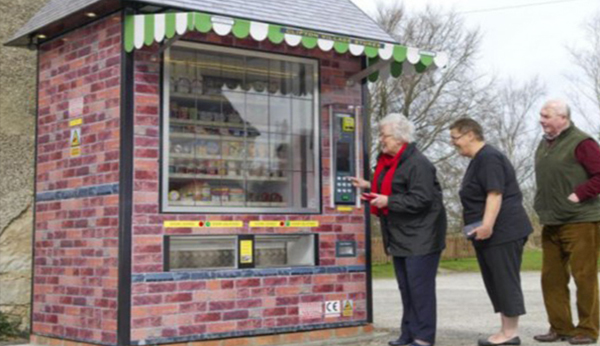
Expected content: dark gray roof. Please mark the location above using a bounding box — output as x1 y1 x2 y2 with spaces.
7 0 395 46
8 0 102 45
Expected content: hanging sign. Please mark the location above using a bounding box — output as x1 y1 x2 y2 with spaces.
163 220 243 228
249 220 320 228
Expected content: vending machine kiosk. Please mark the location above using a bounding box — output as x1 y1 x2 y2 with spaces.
6 1 447 346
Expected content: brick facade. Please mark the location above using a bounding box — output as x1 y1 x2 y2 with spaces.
33 14 122 345
130 32 368 344
31 13 370 346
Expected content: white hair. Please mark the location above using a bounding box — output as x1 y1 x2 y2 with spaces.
378 113 416 143
543 99 571 119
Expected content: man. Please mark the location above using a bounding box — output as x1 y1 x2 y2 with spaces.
534 99 600 345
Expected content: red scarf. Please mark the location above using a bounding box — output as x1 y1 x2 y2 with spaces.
370 144 407 216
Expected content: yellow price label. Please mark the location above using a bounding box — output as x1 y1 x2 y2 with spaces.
337 206 354 212
249 221 284 228
288 221 320 227
163 221 243 228
249 220 319 228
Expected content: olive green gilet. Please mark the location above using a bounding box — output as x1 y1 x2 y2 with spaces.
534 125 600 225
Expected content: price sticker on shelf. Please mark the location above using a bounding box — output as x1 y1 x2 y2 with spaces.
249 220 319 228
164 221 243 228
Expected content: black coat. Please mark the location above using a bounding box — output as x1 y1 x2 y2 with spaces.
378 143 447 257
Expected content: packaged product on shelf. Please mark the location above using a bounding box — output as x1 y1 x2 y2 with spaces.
189 107 198 120
168 190 181 201
170 102 179 118
230 188 244 202
199 111 213 122
218 161 228 176
206 141 220 155
195 140 207 156
211 186 229 202
213 112 225 123
221 142 229 156
227 162 238 176
270 192 283 203
192 76 203 95
200 183 211 202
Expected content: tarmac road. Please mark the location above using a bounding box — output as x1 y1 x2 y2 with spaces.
370 271 580 346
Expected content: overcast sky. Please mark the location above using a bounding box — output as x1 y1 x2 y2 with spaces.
351 0 600 129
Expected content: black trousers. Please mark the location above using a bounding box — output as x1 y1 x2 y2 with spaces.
393 251 441 344
475 238 527 317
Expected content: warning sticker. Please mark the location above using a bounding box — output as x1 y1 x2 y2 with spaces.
70 128 81 147
70 147 81 157
342 300 354 317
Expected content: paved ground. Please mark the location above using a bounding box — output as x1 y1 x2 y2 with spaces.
368 271 580 346
6 272 582 346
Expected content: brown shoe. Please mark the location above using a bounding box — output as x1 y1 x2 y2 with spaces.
533 330 571 342
568 335 597 345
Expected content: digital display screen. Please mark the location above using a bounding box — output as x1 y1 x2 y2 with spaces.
336 142 351 173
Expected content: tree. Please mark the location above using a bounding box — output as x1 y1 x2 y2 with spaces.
369 4 494 232
567 12 600 139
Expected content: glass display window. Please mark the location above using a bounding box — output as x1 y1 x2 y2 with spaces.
162 42 320 213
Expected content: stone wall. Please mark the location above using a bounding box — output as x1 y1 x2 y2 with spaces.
0 0 49 331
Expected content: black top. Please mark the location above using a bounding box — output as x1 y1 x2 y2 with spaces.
459 144 532 248
377 143 447 257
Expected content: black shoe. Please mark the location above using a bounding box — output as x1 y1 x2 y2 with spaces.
478 336 521 346
389 337 413 346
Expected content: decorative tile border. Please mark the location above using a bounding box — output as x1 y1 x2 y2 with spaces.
131 321 368 345
36 183 120 202
132 265 367 283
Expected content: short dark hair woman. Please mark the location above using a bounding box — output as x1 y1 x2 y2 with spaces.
351 113 447 346
450 118 532 346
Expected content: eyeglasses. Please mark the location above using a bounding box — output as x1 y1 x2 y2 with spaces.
450 133 467 142
379 133 394 140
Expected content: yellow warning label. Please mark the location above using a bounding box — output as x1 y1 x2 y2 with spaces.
337 206 354 212
69 118 83 127
70 147 81 157
164 221 243 228
342 117 355 132
240 240 253 264
249 221 320 228
70 128 81 147
342 300 354 317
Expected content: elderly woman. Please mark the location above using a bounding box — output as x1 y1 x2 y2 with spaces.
351 113 446 346
450 118 532 346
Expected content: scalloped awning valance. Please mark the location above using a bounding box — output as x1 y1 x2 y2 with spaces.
124 12 448 80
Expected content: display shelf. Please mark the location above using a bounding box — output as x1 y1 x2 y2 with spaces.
170 132 288 143
170 91 313 102
169 153 287 163
168 200 288 207
169 173 288 182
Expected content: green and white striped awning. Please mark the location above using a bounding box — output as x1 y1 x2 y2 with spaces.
124 12 448 80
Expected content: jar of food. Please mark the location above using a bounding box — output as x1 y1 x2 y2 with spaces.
201 183 211 202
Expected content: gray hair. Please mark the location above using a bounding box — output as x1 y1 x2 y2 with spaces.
543 99 571 119
378 113 415 143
